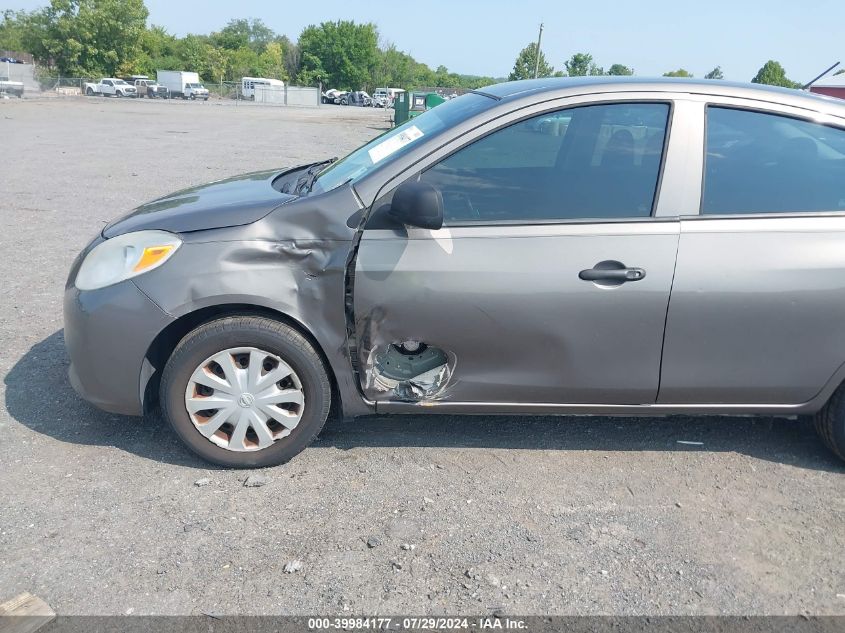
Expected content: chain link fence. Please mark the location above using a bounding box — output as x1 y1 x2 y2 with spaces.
34 76 321 106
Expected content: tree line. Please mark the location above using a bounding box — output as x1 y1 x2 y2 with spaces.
0 1 500 89
0 1 822 91
507 43 808 88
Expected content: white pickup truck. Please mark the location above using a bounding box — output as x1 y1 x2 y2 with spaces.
83 78 137 97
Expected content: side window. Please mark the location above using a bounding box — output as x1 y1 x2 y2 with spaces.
419 102 670 224
703 107 845 215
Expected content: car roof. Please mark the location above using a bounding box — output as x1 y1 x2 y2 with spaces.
478 77 845 117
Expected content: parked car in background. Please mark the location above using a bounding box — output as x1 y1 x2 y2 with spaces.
157 71 209 100
345 91 372 107
0 74 24 97
83 78 137 97
134 78 168 98
321 88 342 104
333 91 349 105
64 78 845 468
374 87 404 100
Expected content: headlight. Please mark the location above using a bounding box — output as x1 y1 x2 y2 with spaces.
75 230 181 291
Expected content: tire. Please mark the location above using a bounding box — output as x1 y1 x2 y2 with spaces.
86 87 93 96
160 316 332 468
190 94 195 100
813 385 845 461
116 91 123 98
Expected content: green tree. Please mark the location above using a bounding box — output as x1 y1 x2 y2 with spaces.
564 53 603 76
704 66 724 79
508 42 554 81
259 41 288 81
296 51 327 86
0 10 32 52
663 68 693 77
225 46 263 80
212 18 276 53
278 36 300 80
23 0 149 76
751 60 800 88
298 20 378 89
607 63 633 76
456 74 500 89
372 43 415 88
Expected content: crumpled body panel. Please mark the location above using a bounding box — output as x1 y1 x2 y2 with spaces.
133 184 374 418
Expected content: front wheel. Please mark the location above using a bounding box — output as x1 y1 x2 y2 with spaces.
813 385 845 461
160 316 331 468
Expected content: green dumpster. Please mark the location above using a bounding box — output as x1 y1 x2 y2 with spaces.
393 91 409 126
394 91 446 126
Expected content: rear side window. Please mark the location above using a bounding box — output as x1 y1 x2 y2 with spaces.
703 107 845 215
420 102 670 224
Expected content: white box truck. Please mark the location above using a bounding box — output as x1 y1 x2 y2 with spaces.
157 71 209 100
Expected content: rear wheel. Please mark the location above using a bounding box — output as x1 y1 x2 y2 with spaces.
160 316 331 468
813 385 845 461
86 87 93 96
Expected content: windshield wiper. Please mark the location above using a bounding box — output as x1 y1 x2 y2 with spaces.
294 157 338 195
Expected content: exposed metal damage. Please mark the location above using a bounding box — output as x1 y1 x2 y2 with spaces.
368 341 452 401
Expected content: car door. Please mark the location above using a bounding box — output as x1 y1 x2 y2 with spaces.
101 80 112 95
659 101 845 405
353 100 682 407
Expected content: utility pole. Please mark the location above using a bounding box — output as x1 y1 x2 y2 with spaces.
533 23 544 79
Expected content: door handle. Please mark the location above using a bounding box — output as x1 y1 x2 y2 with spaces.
579 265 646 283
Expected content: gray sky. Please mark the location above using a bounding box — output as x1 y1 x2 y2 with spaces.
6 0 842 82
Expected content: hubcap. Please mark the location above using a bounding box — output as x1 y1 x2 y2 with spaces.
184 346 305 452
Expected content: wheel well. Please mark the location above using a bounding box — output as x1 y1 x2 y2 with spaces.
143 303 340 416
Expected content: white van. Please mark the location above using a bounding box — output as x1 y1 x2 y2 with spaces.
241 77 284 100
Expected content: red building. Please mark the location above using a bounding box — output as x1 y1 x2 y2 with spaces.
809 73 845 100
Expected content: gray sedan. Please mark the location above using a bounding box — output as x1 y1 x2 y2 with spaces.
64 77 845 467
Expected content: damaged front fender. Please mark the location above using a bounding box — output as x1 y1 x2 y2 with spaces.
132 184 375 418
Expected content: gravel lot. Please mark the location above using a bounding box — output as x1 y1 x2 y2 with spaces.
0 97 843 617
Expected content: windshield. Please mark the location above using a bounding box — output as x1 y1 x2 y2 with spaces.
312 92 495 194
114 80 127 85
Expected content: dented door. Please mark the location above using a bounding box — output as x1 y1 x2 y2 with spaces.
352 101 679 406
353 221 680 405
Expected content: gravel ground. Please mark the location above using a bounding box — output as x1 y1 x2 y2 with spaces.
0 97 843 617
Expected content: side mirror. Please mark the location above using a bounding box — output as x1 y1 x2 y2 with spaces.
390 180 444 230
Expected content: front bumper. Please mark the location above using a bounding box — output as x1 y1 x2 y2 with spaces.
64 279 175 416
